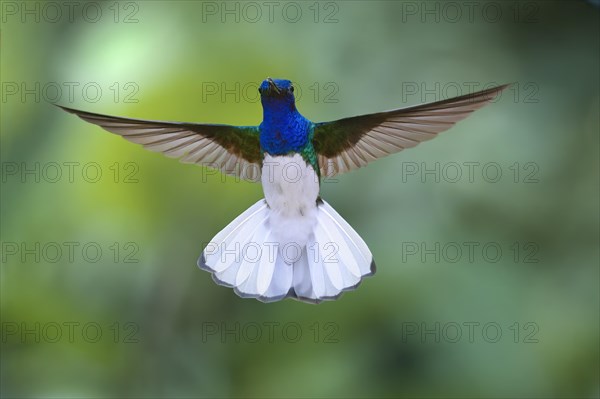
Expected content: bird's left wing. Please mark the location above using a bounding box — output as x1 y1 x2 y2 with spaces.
58 105 262 181
312 84 509 177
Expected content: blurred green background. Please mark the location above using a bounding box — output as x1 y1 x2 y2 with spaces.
1 1 598 398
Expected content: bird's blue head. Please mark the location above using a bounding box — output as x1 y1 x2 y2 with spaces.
259 78 296 115
258 78 310 155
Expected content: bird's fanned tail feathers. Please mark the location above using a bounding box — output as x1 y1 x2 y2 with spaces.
198 199 375 303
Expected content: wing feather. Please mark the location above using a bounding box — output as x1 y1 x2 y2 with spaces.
57 105 262 181
313 84 509 176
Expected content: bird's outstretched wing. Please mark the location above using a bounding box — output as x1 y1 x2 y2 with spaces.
312 84 509 177
57 105 262 181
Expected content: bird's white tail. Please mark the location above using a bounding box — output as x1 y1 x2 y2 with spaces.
198 199 375 303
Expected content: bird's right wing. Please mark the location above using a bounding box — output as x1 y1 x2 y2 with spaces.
57 105 263 181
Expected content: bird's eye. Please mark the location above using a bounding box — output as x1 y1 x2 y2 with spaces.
290 86 294 93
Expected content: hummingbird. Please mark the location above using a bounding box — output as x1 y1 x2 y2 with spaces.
58 78 508 303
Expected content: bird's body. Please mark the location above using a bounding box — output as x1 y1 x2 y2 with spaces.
261 152 319 249
259 79 320 251
58 78 508 303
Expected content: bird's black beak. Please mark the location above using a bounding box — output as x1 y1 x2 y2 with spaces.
267 77 281 94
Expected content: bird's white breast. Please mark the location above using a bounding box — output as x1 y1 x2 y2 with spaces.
261 153 320 249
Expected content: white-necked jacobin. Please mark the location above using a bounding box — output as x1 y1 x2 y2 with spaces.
58 78 508 303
